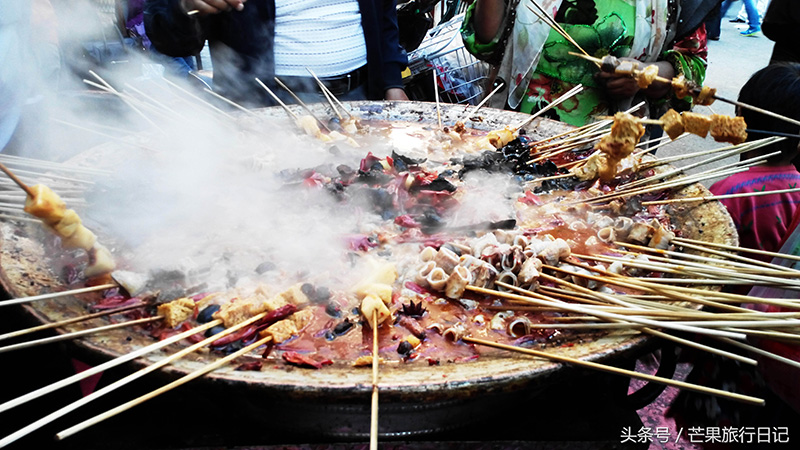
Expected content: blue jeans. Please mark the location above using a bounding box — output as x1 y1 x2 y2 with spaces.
720 0 760 30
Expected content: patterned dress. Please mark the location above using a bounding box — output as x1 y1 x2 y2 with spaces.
461 0 708 126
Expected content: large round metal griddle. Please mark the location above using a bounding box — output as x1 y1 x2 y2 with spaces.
0 101 738 438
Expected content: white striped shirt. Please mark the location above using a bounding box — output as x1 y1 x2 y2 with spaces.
274 0 368 77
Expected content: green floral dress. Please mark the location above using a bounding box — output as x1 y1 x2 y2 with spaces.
462 0 708 126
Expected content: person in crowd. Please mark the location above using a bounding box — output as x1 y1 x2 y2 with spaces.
762 0 800 64
124 0 197 79
1 0 60 157
460 0 717 128
144 0 409 106
709 63 800 262
719 0 761 36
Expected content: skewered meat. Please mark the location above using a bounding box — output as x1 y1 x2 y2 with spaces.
695 86 717 106
85 243 116 277
597 112 645 161
636 65 660 89
580 112 644 181
24 184 66 225
659 109 685 140
52 209 81 239
709 115 748 145
671 74 693 99
157 297 196 328
59 224 97 250
615 60 639 76
261 308 314 344
487 127 516 149
681 112 712 138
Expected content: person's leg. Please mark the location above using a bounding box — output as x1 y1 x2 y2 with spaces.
719 0 734 18
705 1 722 40
742 0 760 31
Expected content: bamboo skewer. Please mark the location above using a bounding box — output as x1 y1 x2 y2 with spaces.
0 302 148 342
496 281 758 365
516 84 584 130
160 77 237 121
673 236 800 264
55 334 274 441
433 70 442 129
202 88 256 116
274 77 332 132
306 68 353 119
670 238 800 273
255 78 299 122
717 337 800 371
614 242 799 275
0 151 112 176
461 81 505 121
574 252 800 289
463 337 763 405
0 163 35 197
0 284 117 307
580 165 749 205
621 139 777 191
466 284 745 339
85 72 165 133
0 316 163 354
0 320 221 414
632 133 687 158
0 313 268 448
370 310 379 450
526 2 593 61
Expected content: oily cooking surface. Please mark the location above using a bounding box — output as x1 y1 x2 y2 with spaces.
0 101 737 400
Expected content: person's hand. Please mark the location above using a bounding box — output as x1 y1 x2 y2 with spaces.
181 0 246 16
595 57 641 100
595 58 675 100
385 88 409 101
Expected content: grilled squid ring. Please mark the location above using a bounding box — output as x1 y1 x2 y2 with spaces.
513 234 530 248
507 316 532 338
426 267 448 291
415 261 436 285
495 271 518 291
442 324 466 342
613 217 634 240
501 246 523 272
597 227 616 243
434 247 460 274
420 246 438 262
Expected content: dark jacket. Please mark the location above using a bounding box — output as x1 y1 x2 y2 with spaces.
762 0 800 63
144 0 408 106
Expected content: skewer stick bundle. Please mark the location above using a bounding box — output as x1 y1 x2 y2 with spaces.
56 334 275 441
463 337 763 405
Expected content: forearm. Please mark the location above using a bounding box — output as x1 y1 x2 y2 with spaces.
474 0 506 44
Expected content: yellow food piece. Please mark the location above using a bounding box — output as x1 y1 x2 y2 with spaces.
487 127 516 149
260 308 314 343
355 283 393 305
659 109 685 140
60 224 97 250
681 112 712 138
53 209 82 239
85 243 116 277
360 294 391 328
24 184 66 225
157 297 196 328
